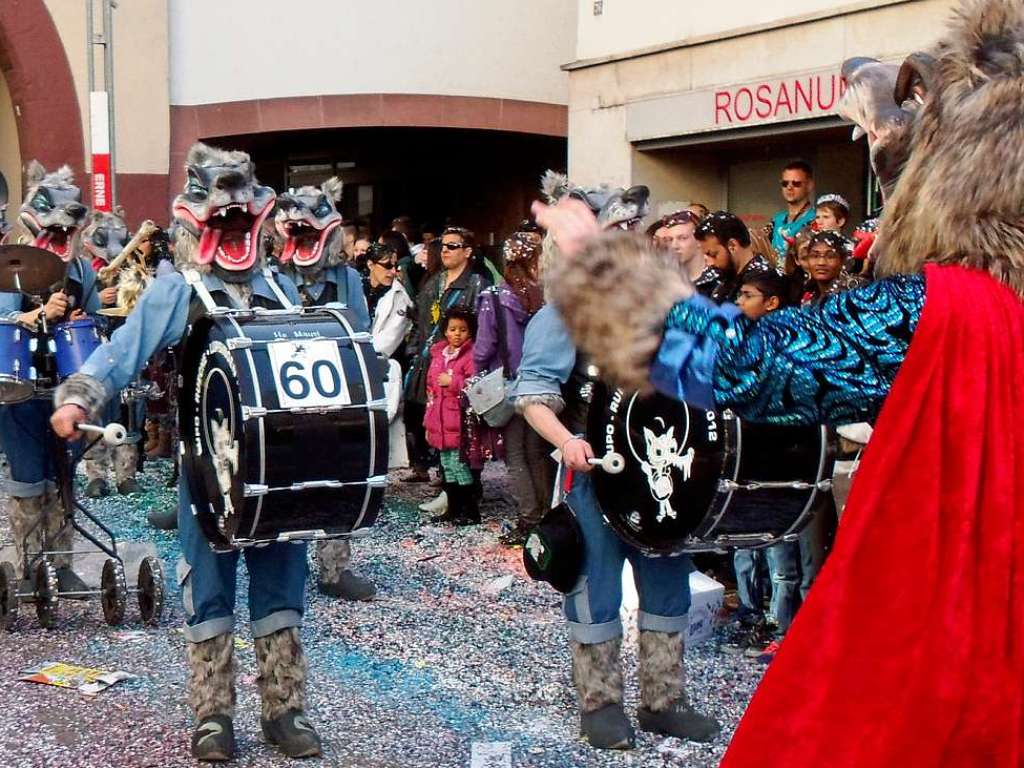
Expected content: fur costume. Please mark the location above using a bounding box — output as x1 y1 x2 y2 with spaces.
570 638 624 712
187 632 236 720
254 627 307 721
81 207 129 271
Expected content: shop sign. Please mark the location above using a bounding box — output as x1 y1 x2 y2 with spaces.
627 65 847 142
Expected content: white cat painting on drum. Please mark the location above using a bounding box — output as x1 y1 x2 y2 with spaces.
639 419 695 523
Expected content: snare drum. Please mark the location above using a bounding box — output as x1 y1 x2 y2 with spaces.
179 306 388 550
586 384 834 555
53 318 104 381
0 320 34 404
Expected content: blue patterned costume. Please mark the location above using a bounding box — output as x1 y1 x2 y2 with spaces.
651 274 926 425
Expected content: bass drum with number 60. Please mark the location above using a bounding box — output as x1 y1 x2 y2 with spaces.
179 307 388 550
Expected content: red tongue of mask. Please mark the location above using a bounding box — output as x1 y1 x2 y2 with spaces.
197 227 221 265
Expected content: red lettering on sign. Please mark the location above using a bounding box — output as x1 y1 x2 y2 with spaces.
774 82 793 116
734 87 753 121
755 84 773 118
817 74 844 110
795 78 813 113
715 91 733 124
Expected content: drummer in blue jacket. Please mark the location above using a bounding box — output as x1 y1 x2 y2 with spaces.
0 161 99 597
511 178 718 751
51 144 323 763
272 180 376 602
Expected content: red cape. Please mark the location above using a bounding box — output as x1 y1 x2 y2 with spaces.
721 264 1024 767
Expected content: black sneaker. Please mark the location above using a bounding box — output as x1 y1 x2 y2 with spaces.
84 479 110 498
638 701 720 742
742 620 779 658
147 507 178 531
580 703 635 750
55 568 90 600
261 709 322 758
318 570 376 602
191 714 235 762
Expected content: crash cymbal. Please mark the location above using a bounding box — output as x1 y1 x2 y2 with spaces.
0 244 65 293
98 306 131 317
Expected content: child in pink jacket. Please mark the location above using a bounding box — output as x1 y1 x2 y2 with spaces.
424 306 478 525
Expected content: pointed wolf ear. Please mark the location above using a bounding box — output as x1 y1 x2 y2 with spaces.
321 176 343 204
26 160 46 186
894 52 937 106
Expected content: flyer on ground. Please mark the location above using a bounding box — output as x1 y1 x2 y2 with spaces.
19 662 135 696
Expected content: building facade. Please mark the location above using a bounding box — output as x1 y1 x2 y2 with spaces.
566 0 957 228
0 0 576 238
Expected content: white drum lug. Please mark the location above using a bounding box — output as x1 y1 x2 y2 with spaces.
367 475 388 488
349 332 373 344
244 483 270 497
226 337 253 350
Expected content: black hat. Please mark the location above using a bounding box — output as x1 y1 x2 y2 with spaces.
522 503 584 594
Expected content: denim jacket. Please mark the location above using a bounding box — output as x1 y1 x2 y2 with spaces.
78 269 300 403
510 304 576 410
282 264 370 332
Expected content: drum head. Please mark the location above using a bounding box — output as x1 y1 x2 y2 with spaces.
587 384 727 554
179 318 245 548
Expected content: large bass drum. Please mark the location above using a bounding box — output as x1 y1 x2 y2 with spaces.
587 384 834 555
179 307 388 550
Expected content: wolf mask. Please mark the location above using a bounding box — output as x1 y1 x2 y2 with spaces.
838 0 1024 296
17 161 89 262
171 143 276 281
273 177 344 273
81 206 129 271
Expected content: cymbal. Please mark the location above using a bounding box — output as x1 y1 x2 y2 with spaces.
98 306 131 317
0 244 65 293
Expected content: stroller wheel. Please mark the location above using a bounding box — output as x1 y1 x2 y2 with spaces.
34 560 58 629
137 556 164 626
0 561 19 630
100 559 127 626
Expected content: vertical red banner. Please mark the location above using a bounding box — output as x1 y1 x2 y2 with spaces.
91 153 111 212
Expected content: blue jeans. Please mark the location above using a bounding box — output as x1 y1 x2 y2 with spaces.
176 485 308 642
562 473 693 644
765 541 800 631
0 399 56 497
733 548 768 618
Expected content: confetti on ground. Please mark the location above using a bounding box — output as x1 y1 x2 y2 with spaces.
0 457 767 767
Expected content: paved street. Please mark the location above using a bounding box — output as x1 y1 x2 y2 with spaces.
0 459 766 768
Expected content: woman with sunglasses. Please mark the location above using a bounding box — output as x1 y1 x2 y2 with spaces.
364 242 414 360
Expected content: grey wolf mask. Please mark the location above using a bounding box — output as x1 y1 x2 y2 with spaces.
17 161 88 262
172 143 276 281
273 177 344 274
81 206 129 268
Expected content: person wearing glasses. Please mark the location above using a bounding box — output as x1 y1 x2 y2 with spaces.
768 160 816 260
403 226 490 484
801 230 863 306
364 242 414 360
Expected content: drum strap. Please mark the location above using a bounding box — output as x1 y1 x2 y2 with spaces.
262 268 295 309
182 268 218 313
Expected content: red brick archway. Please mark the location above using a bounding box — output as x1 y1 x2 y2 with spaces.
169 94 568 194
0 0 84 173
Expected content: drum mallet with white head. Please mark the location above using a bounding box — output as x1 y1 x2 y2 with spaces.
588 452 626 474
76 422 127 446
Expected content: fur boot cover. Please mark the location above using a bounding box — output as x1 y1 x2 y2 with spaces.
187 633 236 720
638 630 686 712
54 373 108 421
41 488 72 570
546 233 689 394
571 638 625 712
7 495 44 570
255 627 307 720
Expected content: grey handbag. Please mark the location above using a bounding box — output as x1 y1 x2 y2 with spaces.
465 366 515 427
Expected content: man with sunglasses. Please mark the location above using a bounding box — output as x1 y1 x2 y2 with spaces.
768 160 816 260
403 226 489 484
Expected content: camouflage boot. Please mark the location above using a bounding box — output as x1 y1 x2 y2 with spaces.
571 638 635 750
8 495 45 589
187 633 237 762
114 443 140 495
83 443 111 498
42 488 87 598
316 539 376 601
636 631 720 743
255 628 322 758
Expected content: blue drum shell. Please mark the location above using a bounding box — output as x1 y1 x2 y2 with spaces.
53 318 103 381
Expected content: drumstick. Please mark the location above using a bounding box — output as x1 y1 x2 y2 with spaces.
588 452 626 474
